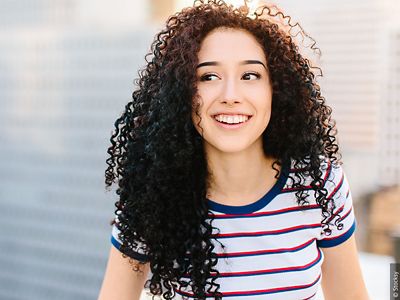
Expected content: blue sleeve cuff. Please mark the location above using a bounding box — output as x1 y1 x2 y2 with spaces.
316 219 356 248
111 235 150 262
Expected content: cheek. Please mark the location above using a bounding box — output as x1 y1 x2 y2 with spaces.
252 92 273 111
196 83 219 102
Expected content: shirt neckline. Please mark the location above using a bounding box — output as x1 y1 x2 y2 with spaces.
206 159 290 214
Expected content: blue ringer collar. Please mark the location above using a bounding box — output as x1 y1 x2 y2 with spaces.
206 159 290 214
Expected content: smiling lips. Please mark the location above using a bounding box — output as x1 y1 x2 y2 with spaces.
212 114 252 129
214 114 250 124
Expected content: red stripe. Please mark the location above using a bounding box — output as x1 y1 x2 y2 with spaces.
302 291 317 300
325 203 344 224
325 188 352 224
341 206 352 219
182 247 322 278
321 217 354 241
327 173 344 199
209 204 320 218
219 249 321 276
282 160 332 192
212 223 320 238
175 273 322 297
217 238 316 258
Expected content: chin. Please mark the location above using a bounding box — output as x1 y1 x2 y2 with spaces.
209 140 252 154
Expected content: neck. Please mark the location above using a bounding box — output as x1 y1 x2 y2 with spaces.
205 141 278 203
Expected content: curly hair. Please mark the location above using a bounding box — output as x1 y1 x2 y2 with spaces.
104 0 343 299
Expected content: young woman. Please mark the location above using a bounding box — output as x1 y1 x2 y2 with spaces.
98 1 370 299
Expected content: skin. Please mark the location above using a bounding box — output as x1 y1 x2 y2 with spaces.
192 27 279 205
97 246 150 300
321 234 370 299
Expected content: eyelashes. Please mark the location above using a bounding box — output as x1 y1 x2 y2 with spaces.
199 72 261 81
242 72 261 80
200 74 219 81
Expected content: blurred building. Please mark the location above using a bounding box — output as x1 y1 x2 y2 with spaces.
0 0 399 300
276 0 400 191
0 1 154 300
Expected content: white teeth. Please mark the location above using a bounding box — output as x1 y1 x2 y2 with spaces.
214 114 249 124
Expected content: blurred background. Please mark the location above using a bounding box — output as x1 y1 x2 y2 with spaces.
0 0 399 299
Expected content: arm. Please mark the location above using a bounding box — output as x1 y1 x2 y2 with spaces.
98 246 150 300
321 234 370 300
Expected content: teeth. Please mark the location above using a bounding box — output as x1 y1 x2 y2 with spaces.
214 114 249 124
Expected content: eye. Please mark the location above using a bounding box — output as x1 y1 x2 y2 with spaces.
242 72 261 80
199 73 219 81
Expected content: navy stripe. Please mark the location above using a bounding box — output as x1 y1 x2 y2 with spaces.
302 291 317 300
209 248 322 278
175 273 321 298
327 173 344 200
217 238 316 258
110 235 150 262
209 204 320 219
207 159 291 214
213 223 320 239
281 160 333 193
111 235 121 250
317 219 356 248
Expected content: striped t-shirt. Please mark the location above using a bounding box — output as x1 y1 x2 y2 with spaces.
111 158 356 299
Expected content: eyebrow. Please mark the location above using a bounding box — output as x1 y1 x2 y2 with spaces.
196 60 267 70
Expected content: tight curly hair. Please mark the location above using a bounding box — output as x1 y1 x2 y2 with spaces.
105 0 343 299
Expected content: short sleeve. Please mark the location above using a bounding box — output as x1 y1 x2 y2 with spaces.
110 216 150 263
316 163 357 248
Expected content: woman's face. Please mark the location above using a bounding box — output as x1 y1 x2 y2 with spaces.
192 27 273 155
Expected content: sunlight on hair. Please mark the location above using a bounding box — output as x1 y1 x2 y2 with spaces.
174 0 263 12
224 0 247 7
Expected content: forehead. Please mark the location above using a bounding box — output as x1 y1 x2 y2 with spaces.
197 27 266 62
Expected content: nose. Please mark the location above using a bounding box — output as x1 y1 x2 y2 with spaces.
220 77 242 105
